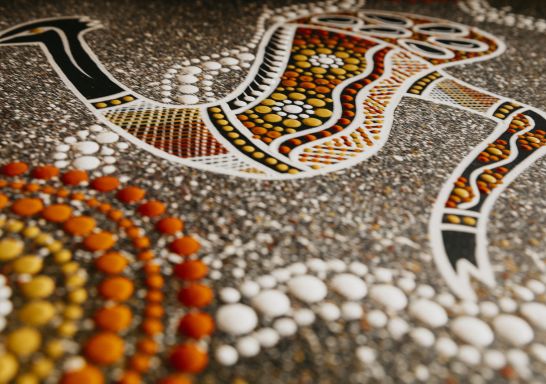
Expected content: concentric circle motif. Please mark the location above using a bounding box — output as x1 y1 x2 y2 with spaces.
0 161 211 384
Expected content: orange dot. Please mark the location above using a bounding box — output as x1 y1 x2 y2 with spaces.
169 343 208 373
137 338 158 355
42 204 72 223
94 304 133 332
95 252 128 274
64 216 96 236
84 231 116 251
99 276 134 301
177 284 213 308
60 365 104 384
144 304 164 318
32 165 59 179
141 318 164 336
0 194 8 210
117 186 146 203
155 217 184 234
91 176 120 192
159 374 193 384
62 170 88 185
173 260 208 281
178 312 214 339
1 161 28 176
137 200 165 217
11 197 43 216
118 371 141 384
130 354 151 373
85 332 125 365
145 274 164 289
170 237 200 257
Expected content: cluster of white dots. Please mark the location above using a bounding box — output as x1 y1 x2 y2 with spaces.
309 54 345 68
460 0 546 32
158 0 363 105
53 124 129 174
0 275 12 332
273 100 315 119
209 257 546 380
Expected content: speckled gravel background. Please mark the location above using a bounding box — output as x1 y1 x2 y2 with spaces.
1 0 545 383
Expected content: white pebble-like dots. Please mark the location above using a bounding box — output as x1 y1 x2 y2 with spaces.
252 290 290 317
318 302 340 321
409 299 447 327
73 156 101 170
410 327 435 347
450 316 494 347
216 304 258 335
177 94 199 105
493 315 534 346
255 328 279 348
95 131 119 144
370 284 407 311
73 141 100 154
273 318 297 337
177 74 199 83
215 345 238 366
219 287 241 303
237 336 260 357
435 337 458 358
179 85 199 94
356 346 376 364
341 302 363 320
520 302 546 330
293 308 315 326
330 274 367 300
288 275 327 303
203 61 222 70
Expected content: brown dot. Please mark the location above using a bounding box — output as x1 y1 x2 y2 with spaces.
169 343 208 373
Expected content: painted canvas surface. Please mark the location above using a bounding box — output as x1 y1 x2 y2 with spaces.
0 0 545 383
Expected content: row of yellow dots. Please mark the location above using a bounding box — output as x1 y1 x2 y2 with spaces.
408 72 442 95
94 95 135 109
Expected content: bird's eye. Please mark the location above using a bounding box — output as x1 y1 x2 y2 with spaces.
358 26 410 38
312 15 362 27
415 23 467 36
429 37 488 52
361 12 412 27
399 39 455 59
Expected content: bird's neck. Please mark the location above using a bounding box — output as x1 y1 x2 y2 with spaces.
39 29 126 101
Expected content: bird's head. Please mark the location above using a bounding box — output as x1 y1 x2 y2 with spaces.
0 16 101 46
290 10 504 68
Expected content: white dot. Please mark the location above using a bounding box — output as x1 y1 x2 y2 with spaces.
216 304 258 335
215 345 238 366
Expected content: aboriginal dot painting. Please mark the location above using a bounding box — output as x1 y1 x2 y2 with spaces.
1 0 546 383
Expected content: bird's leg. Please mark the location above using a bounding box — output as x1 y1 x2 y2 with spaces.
408 71 546 300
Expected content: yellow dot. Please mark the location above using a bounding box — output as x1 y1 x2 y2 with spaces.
316 48 332 54
47 241 63 253
283 119 301 128
68 288 87 304
0 238 23 261
0 353 18 383
261 99 276 106
330 67 346 75
303 118 322 127
212 113 224 119
12 255 42 274
335 52 349 58
19 301 55 326
446 215 461 224
227 132 239 139
122 96 134 102
300 49 315 56
265 158 278 165
252 152 265 159
494 113 505 119
308 98 326 107
66 274 86 288
23 226 40 239
64 305 83 320
32 357 54 378
233 139 245 146
264 114 282 123
276 164 289 172
314 109 333 118
311 67 327 74
296 61 311 68
209 107 221 113
271 93 287 101
54 249 72 264
293 54 308 61
110 100 121 105
255 106 272 114
7 327 41 357
288 169 300 174
95 103 107 108
21 276 55 299
463 217 477 226
216 119 229 126
343 64 359 72
57 321 77 337
45 340 64 358
345 58 360 64
242 146 255 153
6 220 24 233
222 126 234 132
289 92 306 101
16 373 38 384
